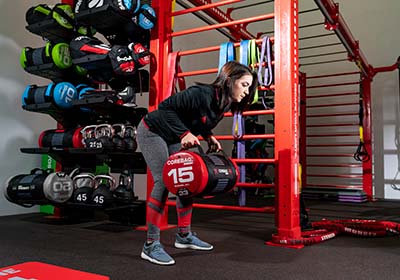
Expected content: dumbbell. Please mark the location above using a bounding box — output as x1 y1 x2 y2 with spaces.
113 172 135 204
91 174 115 207
124 125 137 151
71 173 95 204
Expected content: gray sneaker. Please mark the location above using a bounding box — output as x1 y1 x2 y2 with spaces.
174 232 214 251
141 241 175 265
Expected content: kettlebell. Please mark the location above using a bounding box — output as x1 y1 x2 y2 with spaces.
113 172 135 204
81 125 100 149
112 124 126 150
72 173 95 204
124 125 137 151
95 124 114 150
91 174 115 207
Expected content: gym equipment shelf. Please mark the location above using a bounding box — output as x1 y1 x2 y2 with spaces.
14 0 151 224
72 55 150 90
24 63 88 84
74 3 149 46
72 54 111 74
75 4 133 32
20 147 147 174
72 93 148 124
22 96 148 129
26 18 78 43
55 199 146 225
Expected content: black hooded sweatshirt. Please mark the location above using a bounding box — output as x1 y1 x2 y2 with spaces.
143 84 230 144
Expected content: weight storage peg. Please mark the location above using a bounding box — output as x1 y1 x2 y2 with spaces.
91 174 116 207
72 173 95 204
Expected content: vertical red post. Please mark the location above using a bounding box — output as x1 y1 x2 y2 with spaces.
361 77 373 200
272 0 301 240
299 73 307 191
61 0 74 5
145 0 174 228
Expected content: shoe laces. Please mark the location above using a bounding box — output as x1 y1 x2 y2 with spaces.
152 243 164 253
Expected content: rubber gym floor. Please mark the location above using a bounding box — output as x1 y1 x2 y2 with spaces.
0 195 399 280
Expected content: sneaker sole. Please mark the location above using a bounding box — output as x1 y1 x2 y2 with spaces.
141 251 175 266
174 242 214 251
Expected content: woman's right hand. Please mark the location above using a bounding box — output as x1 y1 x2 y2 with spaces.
181 132 200 149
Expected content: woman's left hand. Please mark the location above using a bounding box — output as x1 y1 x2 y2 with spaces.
207 135 222 153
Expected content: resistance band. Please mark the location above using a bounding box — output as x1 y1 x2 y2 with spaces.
258 36 273 87
248 39 259 104
233 112 246 206
218 42 235 72
258 36 274 109
218 41 247 205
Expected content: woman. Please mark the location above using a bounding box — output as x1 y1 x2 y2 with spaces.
137 61 258 265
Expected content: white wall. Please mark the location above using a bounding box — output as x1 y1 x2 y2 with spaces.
0 0 58 216
301 0 400 198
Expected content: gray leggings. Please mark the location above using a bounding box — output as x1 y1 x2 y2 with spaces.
136 120 193 241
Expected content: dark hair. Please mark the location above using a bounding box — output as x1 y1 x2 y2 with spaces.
210 61 258 112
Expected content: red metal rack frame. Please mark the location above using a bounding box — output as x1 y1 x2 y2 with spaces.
147 0 302 244
60 0 398 245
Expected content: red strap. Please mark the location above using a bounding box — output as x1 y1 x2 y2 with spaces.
177 64 186 91
166 52 186 97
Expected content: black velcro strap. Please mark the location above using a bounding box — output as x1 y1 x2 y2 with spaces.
52 4 76 28
109 45 136 76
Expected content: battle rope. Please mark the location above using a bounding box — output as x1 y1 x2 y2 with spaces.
271 219 400 246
